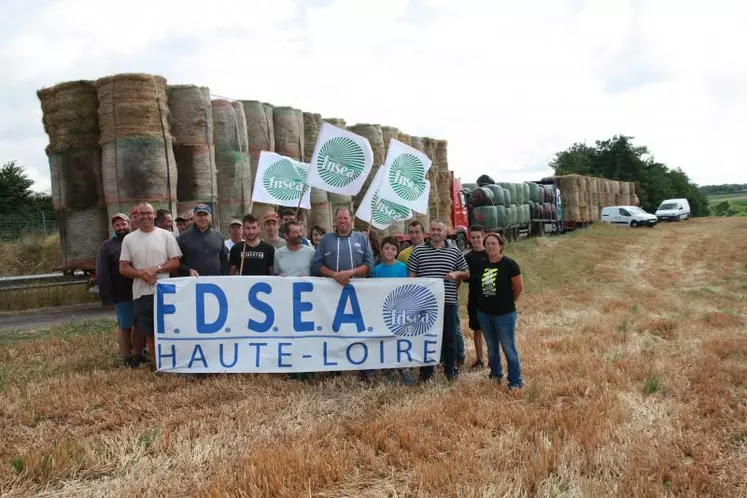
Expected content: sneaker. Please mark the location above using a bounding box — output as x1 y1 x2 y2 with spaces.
141 350 152 365
470 360 485 370
507 383 523 391
120 355 133 368
488 373 503 383
360 370 376 383
130 354 145 368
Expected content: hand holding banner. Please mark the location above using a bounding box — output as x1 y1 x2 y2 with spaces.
377 138 432 214
308 122 374 196
252 151 311 209
355 168 413 230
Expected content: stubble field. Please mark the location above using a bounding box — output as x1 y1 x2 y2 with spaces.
1 217 746 497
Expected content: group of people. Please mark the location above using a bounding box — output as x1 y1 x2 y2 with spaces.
97 202 524 389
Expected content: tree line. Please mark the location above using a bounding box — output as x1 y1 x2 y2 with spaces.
549 135 710 216
699 184 747 195
0 160 55 239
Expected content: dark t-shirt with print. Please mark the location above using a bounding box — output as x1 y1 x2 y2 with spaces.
477 256 521 316
229 240 275 276
464 249 489 307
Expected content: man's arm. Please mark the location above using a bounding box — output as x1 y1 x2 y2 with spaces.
119 260 143 280
511 274 523 302
312 236 326 276
273 250 280 276
96 243 112 304
220 240 229 275
447 251 470 281
176 234 192 274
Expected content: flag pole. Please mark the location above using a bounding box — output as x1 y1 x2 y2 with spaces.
294 183 308 220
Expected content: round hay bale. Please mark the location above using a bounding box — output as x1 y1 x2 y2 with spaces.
630 182 636 196
620 181 630 195
242 100 274 182
526 182 540 203
101 136 177 209
563 205 581 221
410 136 424 152
95 73 170 144
434 140 448 174
262 103 275 151
273 106 301 160
471 187 494 206
472 206 497 229
310 186 328 204
610 180 621 195
47 147 104 212
309 202 333 232
502 187 511 207
57 208 110 268
579 206 589 221
167 85 212 145
382 126 400 152
213 100 251 231
251 202 276 220
37 80 99 152
328 193 352 204
303 112 322 162
486 185 504 205
295 108 305 161
396 132 412 147
462 183 479 193
173 144 217 206
562 190 580 208
415 212 430 228
323 117 347 129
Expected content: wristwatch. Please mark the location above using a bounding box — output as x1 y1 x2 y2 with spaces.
157 265 163 272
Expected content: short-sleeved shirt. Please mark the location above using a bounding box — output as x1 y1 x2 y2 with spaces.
119 228 183 299
264 237 286 250
464 249 489 305
372 261 408 278
397 244 417 264
477 256 521 316
274 245 315 276
229 240 274 276
407 243 468 305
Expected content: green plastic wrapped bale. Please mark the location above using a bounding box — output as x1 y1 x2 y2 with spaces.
462 182 478 193
522 183 530 204
529 202 536 220
486 185 504 206
495 205 508 227
472 205 498 229
502 187 511 207
526 182 540 203
523 204 530 224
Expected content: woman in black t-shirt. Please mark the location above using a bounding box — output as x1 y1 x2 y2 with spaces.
477 233 524 389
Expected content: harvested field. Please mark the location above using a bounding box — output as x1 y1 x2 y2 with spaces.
1 218 746 496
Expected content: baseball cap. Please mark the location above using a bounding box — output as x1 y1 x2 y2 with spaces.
180 210 194 220
193 204 212 215
229 218 242 226
175 215 185 222
262 212 280 223
111 212 130 223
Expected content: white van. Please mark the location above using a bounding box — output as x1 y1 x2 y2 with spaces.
655 198 691 221
601 206 658 227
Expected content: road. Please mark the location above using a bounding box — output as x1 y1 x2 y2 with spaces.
0 303 114 333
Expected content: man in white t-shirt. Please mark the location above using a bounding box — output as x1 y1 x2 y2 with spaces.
119 203 182 364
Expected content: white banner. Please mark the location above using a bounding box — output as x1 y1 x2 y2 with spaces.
308 122 374 196
377 139 431 214
154 276 445 373
355 168 413 230
252 151 311 209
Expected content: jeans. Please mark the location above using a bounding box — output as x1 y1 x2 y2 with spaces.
420 303 459 380
456 313 465 360
477 311 522 388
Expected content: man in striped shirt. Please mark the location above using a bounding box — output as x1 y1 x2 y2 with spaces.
407 220 469 381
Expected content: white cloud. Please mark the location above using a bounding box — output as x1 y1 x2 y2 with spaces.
1 0 744 192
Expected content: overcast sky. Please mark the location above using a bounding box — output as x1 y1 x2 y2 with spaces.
1 0 744 192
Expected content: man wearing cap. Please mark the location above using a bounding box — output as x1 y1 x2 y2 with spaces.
225 218 243 251
177 210 194 233
262 212 286 250
96 213 141 367
119 203 182 363
175 214 187 234
177 204 229 276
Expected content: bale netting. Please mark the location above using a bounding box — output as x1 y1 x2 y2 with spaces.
167 85 213 145
309 202 333 232
101 136 178 221
435 140 448 174
37 80 100 152
303 112 322 161
410 136 424 152
382 126 400 153
273 106 301 160
262 103 276 151
242 100 275 181
213 99 251 231
58 208 110 268
95 73 170 144
173 144 217 214
294 108 305 161
396 132 412 147
323 117 347 129
620 181 630 195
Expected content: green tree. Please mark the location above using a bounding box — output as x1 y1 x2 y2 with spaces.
0 160 34 213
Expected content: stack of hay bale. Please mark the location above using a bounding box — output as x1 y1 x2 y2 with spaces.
167 85 217 217
304 111 332 231
37 81 109 268
212 99 251 232
96 73 177 225
322 118 352 220
350 123 385 231
555 174 583 222
421 138 439 223
242 100 276 222
434 140 452 228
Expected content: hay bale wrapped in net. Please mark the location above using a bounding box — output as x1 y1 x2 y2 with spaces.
437 171 453 226
212 100 251 231
309 201 333 232
610 180 621 195
396 132 412 147
273 106 301 160
415 212 430 229
630 182 636 196
294 108 305 161
382 126 400 153
242 100 275 184
410 136 424 151
421 138 440 220
95 73 170 144
349 123 385 207
435 140 449 175
620 181 630 195
303 112 328 211
323 117 347 129
37 80 100 152
167 85 217 214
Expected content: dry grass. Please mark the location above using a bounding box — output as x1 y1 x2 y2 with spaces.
1 219 746 497
0 234 62 276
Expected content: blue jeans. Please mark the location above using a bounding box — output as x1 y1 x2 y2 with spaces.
477 311 522 387
420 303 459 380
456 313 465 360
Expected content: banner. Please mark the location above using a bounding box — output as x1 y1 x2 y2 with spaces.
308 122 374 196
377 138 431 214
154 276 445 373
355 168 413 230
252 151 311 209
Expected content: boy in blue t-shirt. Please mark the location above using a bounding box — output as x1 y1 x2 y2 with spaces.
372 236 414 385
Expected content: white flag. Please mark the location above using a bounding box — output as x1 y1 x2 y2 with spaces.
377 139 431 214
355 168 413 230
252 151 311 209
308 122 374 196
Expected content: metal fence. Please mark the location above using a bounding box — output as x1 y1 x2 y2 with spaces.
0 213 59 241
